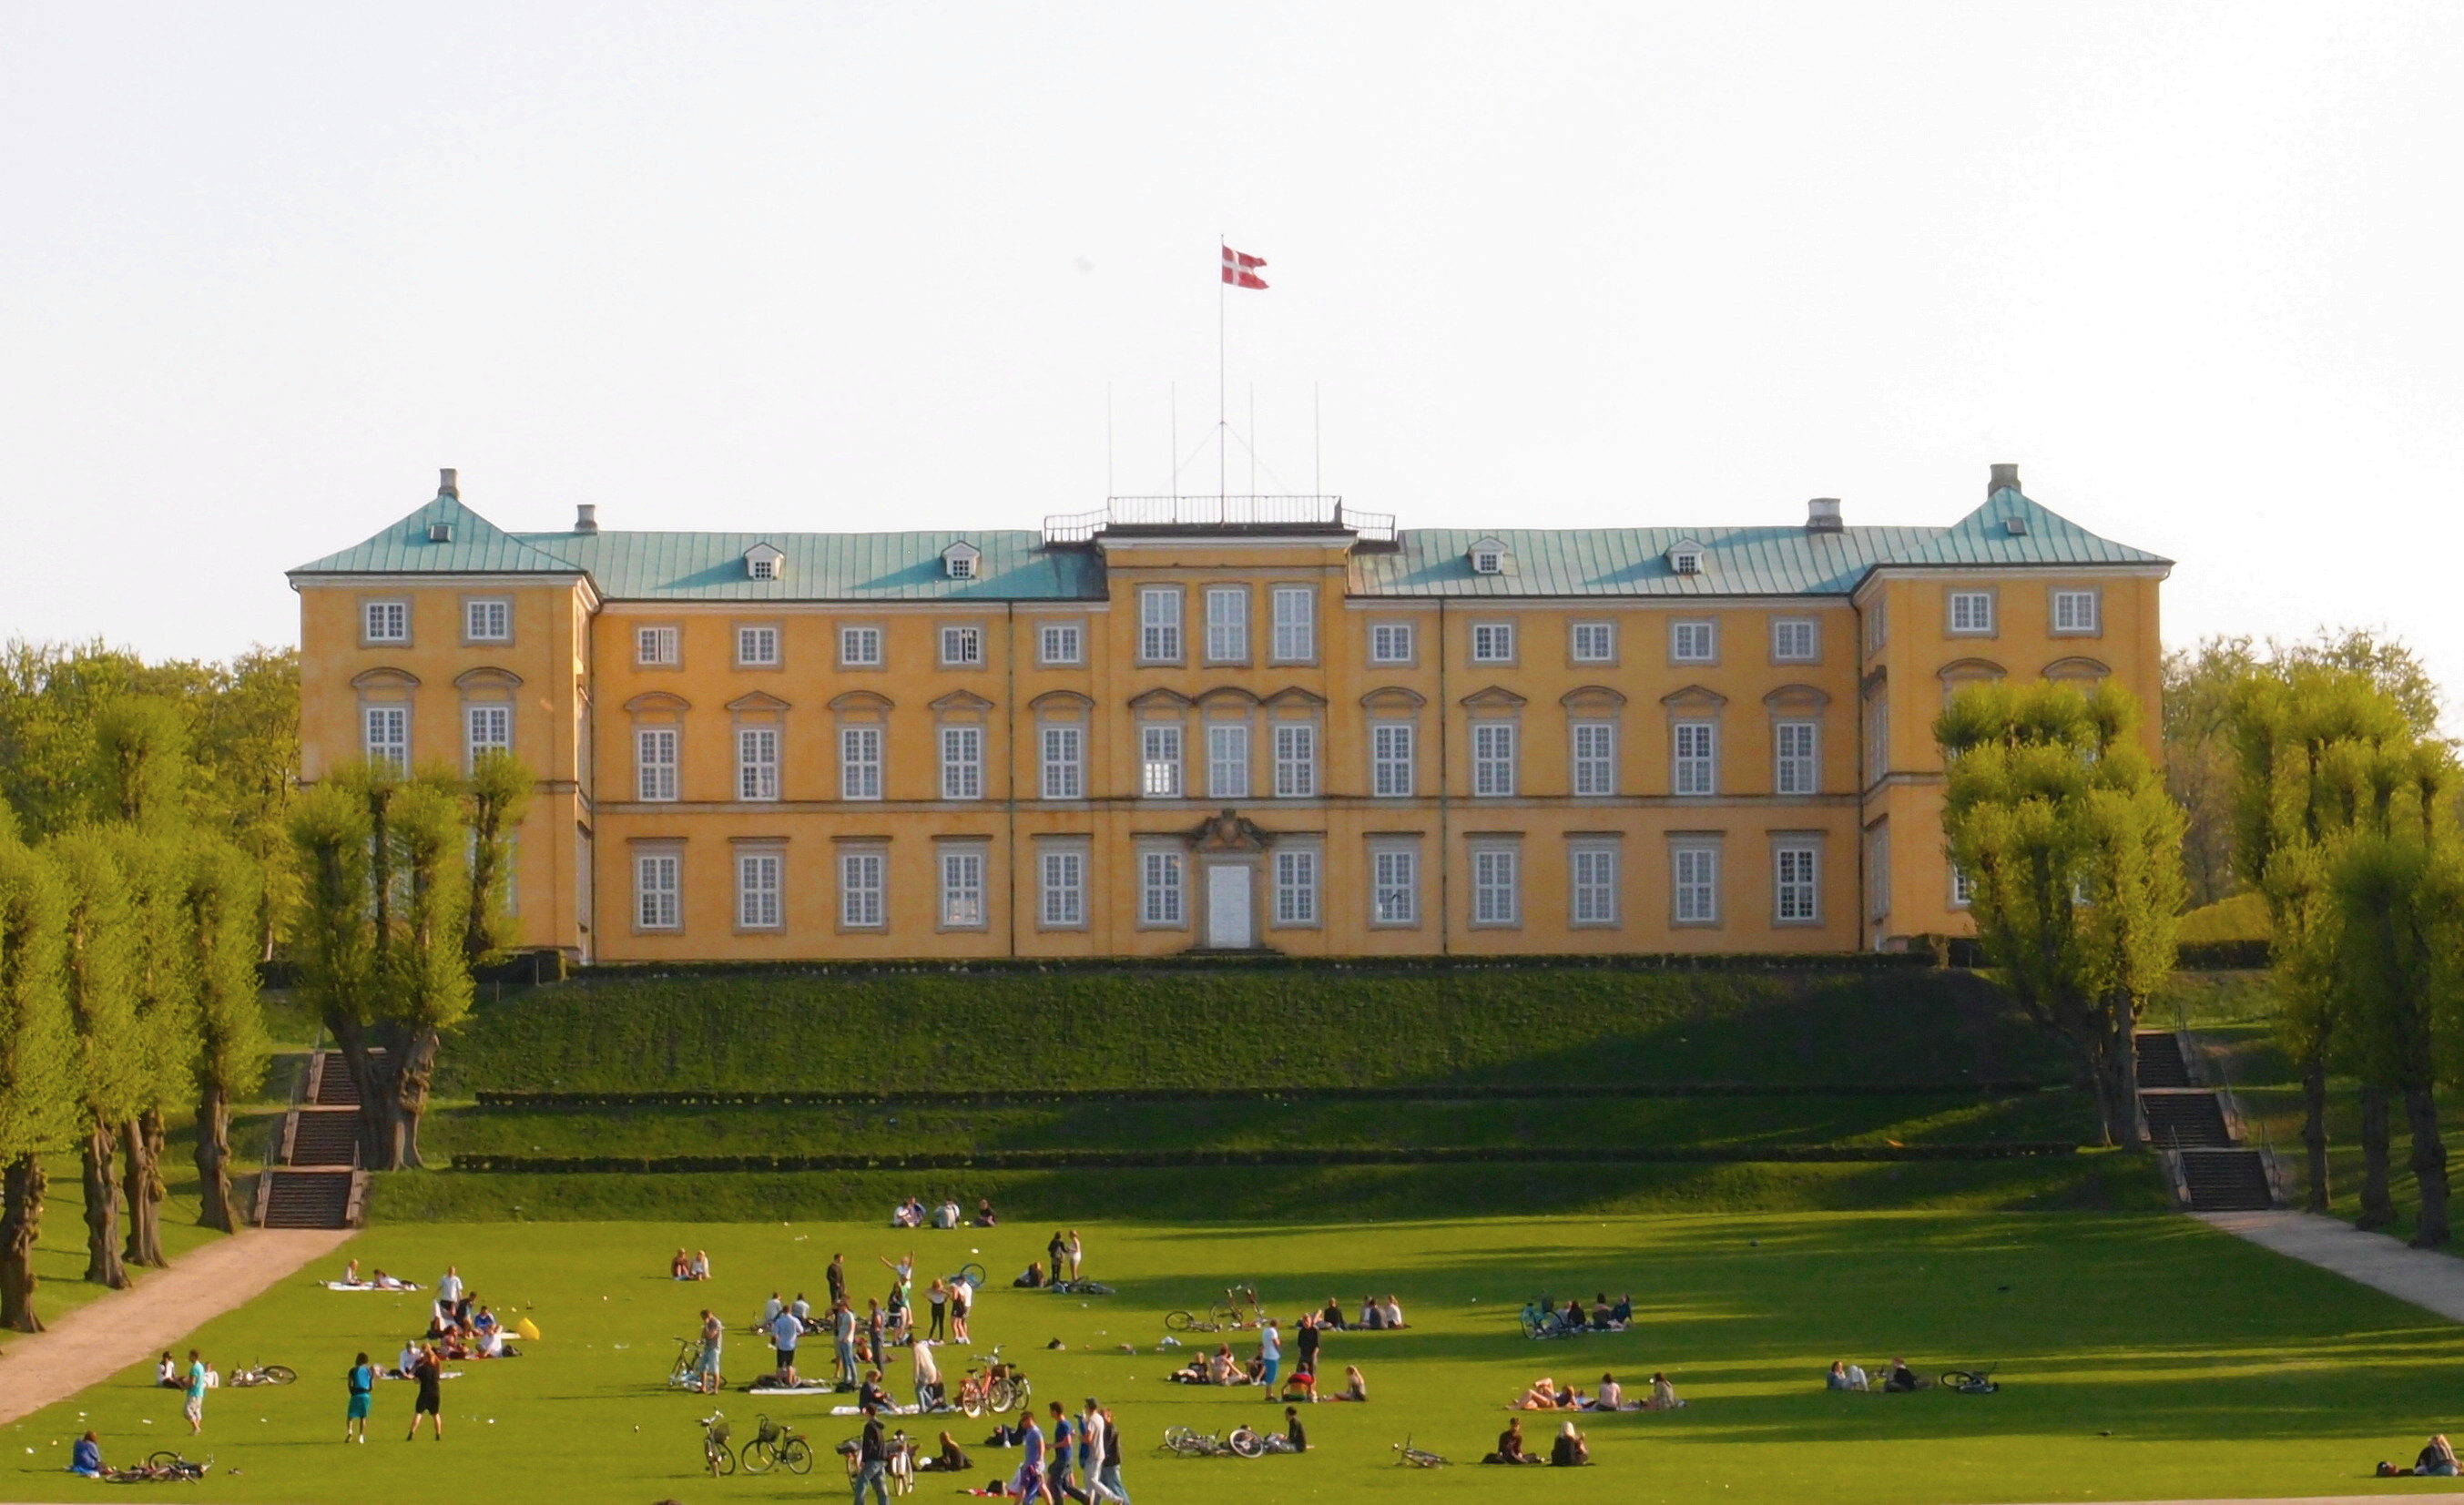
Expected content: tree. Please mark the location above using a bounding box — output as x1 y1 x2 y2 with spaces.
461 750 530 971
183 839 268 1231
46 832 141 1287
287 780 384 1164
91 698 189 825
103 830 192 1266
1937 680 2185 1146
0 813 77 1331
187 647 299 961
381 780 472 1169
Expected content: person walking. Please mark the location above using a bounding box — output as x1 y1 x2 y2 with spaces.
852 1404 890 1505
770 1303 803 1387
833 1297 859 1388
1095 1402 1131 1504
1045 1401 1076 1501
343 1352 374 1443
1257 1319 1281 1390
182 1351 208 1436
407 1344 443 1440
1018 1409 1046 1501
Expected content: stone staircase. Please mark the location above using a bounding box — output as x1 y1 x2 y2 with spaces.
253 1048 377 1230
2136 1032 2278 1213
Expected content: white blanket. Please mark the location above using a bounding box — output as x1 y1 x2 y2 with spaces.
324 1281 423 1292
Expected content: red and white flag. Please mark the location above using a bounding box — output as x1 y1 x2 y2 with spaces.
1222 244 1268 290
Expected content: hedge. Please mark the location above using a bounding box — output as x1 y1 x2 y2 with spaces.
445 1143 2087 1174
471 1082 2057 1108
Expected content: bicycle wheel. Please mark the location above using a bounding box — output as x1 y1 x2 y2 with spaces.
1164 1310 1196 1332
782 1437 813 1475
148 1451 183 1469
742 1439 777 1474
1939 1370 1975 1390
263 1365 297 1385
1163 1426 1195 1452
958 1262 986 1286
989 1378 1017 1413
960 1386 984 1419
1227 1429 1264 1459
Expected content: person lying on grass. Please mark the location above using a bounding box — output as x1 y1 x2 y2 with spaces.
1483 1417 1544 1464
1883 1358 1922 1393
1551 1420 1591 1466
1518 1377 1583 1410
1826 1360 1873 1392
2379 1435 2461 1477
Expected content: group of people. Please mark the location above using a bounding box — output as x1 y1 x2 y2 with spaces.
1826 1358 1921 1393
1517 1370 1675 1412
332 1260 417 1291
932 1395 1131 1501
1314 1294 1406 1330
1023 1230 1086 1286
668 1248 712 1280
1483 1416 1591 1466
892 1196 1000 1229
727 1249 979 1395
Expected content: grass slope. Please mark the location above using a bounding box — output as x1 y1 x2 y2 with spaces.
4 1212 2458 1504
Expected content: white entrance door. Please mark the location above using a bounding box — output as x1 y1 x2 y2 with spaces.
1207 864 1252 949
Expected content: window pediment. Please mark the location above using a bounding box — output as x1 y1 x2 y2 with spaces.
1262 686 1329 710
1359 686 1428 712
1661 684 1729 712
1763 683 1831 712
726 690 793 714
829 690 895 714
1938 657 2006 684
931 688 995 714
453 666 524 691
1459 685 1528 712
351 667 421 690
2043 656 2111 684
625 690 692 714
1196 685 1261 708
1030 689 1095 714
1559 685 1628 713
1128 686 1195 711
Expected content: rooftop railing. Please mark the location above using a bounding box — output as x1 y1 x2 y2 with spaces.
1043 495 1396 545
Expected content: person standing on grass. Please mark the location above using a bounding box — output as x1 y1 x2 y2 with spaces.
853 1404 890 1505
343 1352 374 1443
911 1334 941 1412
182 1350 207 1435
833 1297 859 1388
436 1266 463 1307
1293 1314 1320 1388
1064 1230 1084 1284
1047 1231 1067 1284
865 1298 886 1368
770 1303 803 1387
697 1308 725 1395
407 1344 443 1440
928 1276 949 1341
827 1252 848 1309
1094 1402 1130 1504
1257 1319 1281 1390
951 1277 972 1344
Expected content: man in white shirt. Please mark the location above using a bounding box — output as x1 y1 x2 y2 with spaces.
437 1266 463 1307
911 1336 941 1410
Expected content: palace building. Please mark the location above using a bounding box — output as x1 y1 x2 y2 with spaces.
289 464 2168 962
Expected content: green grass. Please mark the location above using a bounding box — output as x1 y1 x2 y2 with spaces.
6 1211 2463 1504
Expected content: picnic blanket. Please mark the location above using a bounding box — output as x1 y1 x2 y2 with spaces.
324 1281 423 1292
743 1380 841 1396
827 1402 927 1416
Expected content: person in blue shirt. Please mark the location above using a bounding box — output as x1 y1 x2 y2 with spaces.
69 1432 103 1478
1045 1402 1077 1499
769 1306 802 1387
344 1352 375 1442
1019 1412 1046 1499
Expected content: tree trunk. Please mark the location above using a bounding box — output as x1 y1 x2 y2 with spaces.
1 1154 48 1332
119 1110 167 1267
194 1086 236 1233
2406 1084 2449 1248
2358 1084 2397 1230
392 1027 443 1170
2109 1008 2145 1151
81 1122 129 1288
2301 1056 2331 1214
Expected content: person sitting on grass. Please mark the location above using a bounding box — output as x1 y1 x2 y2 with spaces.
932 1200 961 1230
859 1368 892 1415
1827 1361 1855 1391
1551 1420 1591 1467
1240 1352 1267 1386
1483 1417 1543 1465
394 1340 420 1379
1014 1261 1046 1289
1884 1358 1920 1394
1612 1293 1634 1325
157 1352 179 1388
1360 1295 1383 1330
68 1432 104 1478
1206 1345 1238 1386
670 1248 690 1279
1593 1373 1624 1410
1647 1372 1684 1410
1327 1365 1368 1402
1319 1297 1347 1330
915 1430 972 1472
1562 1297 1585 1332
1284 1405 1311 1451
1380 1295 1407 1329
1278 1368 1317 1405
1590 1293 1615 1330
973 1198 997 1228
689 1249 711 1281
2379 1436 2462 1477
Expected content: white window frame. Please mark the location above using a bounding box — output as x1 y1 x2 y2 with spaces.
1272 848 1319 927
636 625 680 666
1673 720 1717 796
1471 844 1520 927
363 706 409 775
1207 723 1249 800
737 726 780 801
1949 591 1995 636
1570 621 1614 664
737 850 783 930
1270 586 1316 663
1369 844 1419 927
1040 724 1084 800
463 598 510 644
464 703 511 768
1950 863 1975 910
1140 724 1183 798
636 727 678 802
1470 622 1515 664
939 846 987 930
748 555 778 582
1038 622 1083 666
840 849 886 930
1671 619 1716 664
1570 843 1620 927
1039 847 1085 929
736 625 780 667
1864 689 1889 783
1775 842 1820 924
940 725 983 800
945 553 975 581
1771 617 1817 664
1139 848 1186 927
635 852 681 930
1471 548 1503 575
1863 596 1889 657
1673 843 1720 925
1205 587 1248 664
1369 621 1414 665
840 725 883 800
1670 547 1703 576
1139 587 1183 663
1471 721 1517 798
840 625 883 668
362 600 410 645
2052 589 2101 635
939 625 983 667
1571 720 1617 797
1370 722 1414 798
1272 723 1317 798
1775 720 1819 796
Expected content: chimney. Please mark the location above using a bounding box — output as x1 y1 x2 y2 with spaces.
575 503 599 535
1988 462 2021 495
1806 497 1843 534
438 467 458 498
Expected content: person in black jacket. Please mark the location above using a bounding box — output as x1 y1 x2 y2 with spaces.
854 1407 890 1505
1293 1314 1321 1382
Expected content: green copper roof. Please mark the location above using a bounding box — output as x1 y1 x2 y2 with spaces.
291 483 2167 602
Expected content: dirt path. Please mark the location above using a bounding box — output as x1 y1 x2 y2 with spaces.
0 1227 356 1428
2198 1210 2464 1323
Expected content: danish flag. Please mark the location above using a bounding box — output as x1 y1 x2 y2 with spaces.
1221 245 1268 290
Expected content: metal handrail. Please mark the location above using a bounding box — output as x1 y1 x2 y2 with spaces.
1042 495 1395 544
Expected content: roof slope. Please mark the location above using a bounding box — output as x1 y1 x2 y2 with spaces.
522 528 1097 602
287 493 587 577
1879 483 2172 569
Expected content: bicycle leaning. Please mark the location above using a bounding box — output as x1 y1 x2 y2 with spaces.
954 1344 1030 1418
698 1411 736 1477
739 1413 813 1475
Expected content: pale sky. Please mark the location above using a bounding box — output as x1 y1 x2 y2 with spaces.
3 3 2458 699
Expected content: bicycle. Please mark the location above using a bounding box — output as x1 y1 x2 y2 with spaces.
1517 1303 1571 1340
1161 1425 1234 1458
1940 1367 2001 1395
740 1413 814 1475
226 1360 297 1388
667 1336 709 1390
1166 1285 1257 1333
698 1411 736 1477
946 1261 987 1289
1050 1278 1115 1297
106 1451 211 1482
1392 1435 1449 1469
955 1344 1029 1417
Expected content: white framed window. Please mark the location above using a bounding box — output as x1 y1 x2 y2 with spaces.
1040 725 1084 800
1139 587 1183 662
748 555 778 582
738 727 780 801
736 625 779 666
840 625 883 667
1775 842 1820 923
1867 822 1892 922
1864 690 1889 782
1471 721 1517 797
1863 596 1889 657
841 726 883 800
1370 845 1418 926
636 625 679 666
940 625 983 667
1207 723 1249 799
1140 849 1185 925
1369 622 1414 664
1771 617 1817 663
363 706 409 775
1272 724 1317 798
1471 845 1520 926
945 554 974 581
636 727 678 801
1572 721 1617 797
737 851 783 930
1273 849 1319 925
1371 723 1414 798
941 725 983 800
1205 587 1248 663
1949 591 1995 635
1670 546 1703 576
1471 547 1503 575
1673 844 1720 924
1570 622 1614 663
464 598 510 643
1775 720 1819 795
1673 721 1717 796
1571 844 1619 926
1671 619 1716 663
1470 622 1515 664
1271 586 1315 662
1140 724 1183 798
465 704 511 767
635 852 680 930
940 847 986 928
840 849 885 929
1039 622 1082 666
1040 848 1085 928
1950 863 1975 909
363 600 409 644
2052 590 2100 634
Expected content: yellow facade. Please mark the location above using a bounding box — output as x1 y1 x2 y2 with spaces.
290 467 2167 961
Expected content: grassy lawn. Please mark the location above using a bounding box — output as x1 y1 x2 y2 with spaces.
5 1212 2460 1504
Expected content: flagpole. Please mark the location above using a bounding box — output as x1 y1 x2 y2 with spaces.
1217 234 1227 510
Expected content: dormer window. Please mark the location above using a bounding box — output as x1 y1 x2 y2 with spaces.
942 540 983 581
1668 541 1705 576
1469 537 1508 575
743 543 785 582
